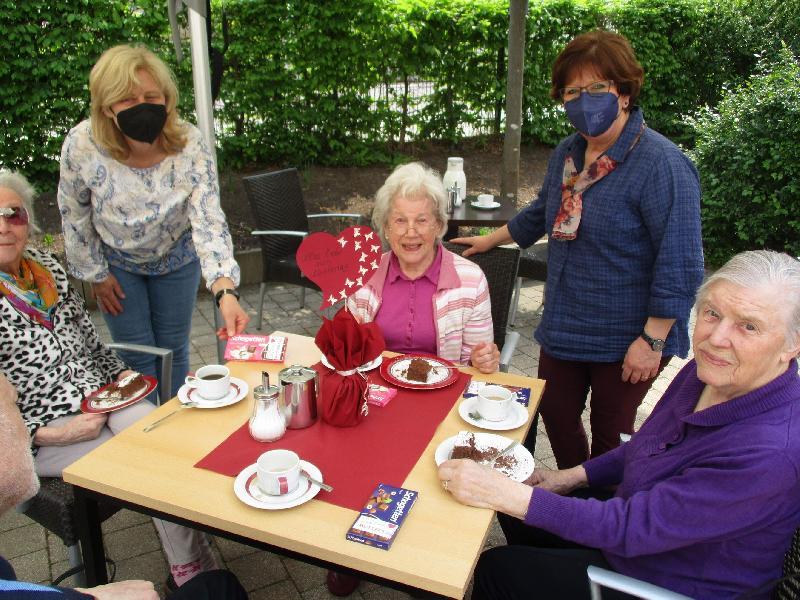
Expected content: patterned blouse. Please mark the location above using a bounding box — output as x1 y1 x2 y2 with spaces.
57 119 240 289
0 249 127 442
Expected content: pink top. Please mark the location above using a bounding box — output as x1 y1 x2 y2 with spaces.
374 246 442 355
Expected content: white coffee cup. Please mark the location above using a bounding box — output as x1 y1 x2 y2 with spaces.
476 385 513 421
477 193 494 207
256 449 301 495
184 364 230 400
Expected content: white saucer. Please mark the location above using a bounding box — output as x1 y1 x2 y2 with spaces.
458 397 528 431
320 354 382 372
435 432 534 481
234 460 323 510
471 200 502 210
177 377 249 408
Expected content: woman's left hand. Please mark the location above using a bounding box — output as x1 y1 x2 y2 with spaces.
216 295 250 340
470 341 500 373
622 336 661 383
438 459 532 518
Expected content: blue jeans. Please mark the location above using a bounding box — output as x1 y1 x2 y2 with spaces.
103 260 201 400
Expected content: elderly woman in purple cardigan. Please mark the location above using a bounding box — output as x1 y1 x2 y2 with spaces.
440 250 800 600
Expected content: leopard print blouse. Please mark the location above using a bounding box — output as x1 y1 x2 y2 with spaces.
0 248 127 441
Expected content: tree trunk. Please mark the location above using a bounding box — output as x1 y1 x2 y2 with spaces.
501 0 528 204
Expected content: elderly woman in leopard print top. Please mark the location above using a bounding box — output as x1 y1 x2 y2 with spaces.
0 170 219 588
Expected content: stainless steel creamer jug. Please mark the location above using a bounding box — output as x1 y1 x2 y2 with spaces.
278 365 318 429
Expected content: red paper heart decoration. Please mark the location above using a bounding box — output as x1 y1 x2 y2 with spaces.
296 226 383 309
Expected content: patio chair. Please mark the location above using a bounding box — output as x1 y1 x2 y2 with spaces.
442 242 520 372
588 525 800 599
17 343 173 586
509 241 547 327
243 167 364 329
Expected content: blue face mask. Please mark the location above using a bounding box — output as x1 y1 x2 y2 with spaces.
564 92 620 137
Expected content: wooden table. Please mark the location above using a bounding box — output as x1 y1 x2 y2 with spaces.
444 195 519 239
64 332 544 598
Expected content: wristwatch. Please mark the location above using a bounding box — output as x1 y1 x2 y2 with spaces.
214 288 240 307
640 330 666 352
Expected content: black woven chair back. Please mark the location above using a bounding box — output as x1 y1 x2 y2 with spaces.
22 477 121 547
443 242 520 350
518 242 548 281
775 527 800 599
243 168 306 256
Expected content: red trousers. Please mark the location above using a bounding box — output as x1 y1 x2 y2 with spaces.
529 349 670 469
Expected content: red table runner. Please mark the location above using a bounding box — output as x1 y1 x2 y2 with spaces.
195 369 471 511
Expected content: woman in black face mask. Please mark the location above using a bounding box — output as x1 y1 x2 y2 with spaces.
57 44 249 402
450 31 704 472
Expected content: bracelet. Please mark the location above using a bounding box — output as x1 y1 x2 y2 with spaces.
214 288 240 307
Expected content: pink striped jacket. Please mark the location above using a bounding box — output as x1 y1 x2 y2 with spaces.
347 247 494 364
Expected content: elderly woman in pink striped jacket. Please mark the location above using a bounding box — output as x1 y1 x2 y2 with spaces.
348 162 500 374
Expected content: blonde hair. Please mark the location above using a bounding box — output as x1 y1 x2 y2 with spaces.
89 44 187 160
372 162 449 243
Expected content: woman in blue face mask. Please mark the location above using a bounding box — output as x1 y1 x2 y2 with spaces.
451 31 704 472
57 44 249 402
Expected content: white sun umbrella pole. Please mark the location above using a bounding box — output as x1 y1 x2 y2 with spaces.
169 0 226 362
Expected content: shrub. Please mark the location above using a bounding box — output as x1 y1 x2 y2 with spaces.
687 48 800 266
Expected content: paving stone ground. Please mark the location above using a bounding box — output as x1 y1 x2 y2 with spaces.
0 279 690 598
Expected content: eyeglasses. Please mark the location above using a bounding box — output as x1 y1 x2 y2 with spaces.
559 80 615 102
388 216 437 236
0 206 29 226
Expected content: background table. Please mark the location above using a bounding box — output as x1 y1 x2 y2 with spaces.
64 332 544 598
444 194 519 239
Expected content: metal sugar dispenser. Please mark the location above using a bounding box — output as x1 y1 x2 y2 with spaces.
249 371 286 442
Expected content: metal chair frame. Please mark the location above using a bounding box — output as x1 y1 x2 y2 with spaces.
16 343 173 586
243 168 363 329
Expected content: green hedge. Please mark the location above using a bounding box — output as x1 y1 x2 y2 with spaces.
1 0 797 188
687 48 800 267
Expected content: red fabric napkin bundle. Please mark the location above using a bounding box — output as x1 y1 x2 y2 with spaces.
315 308 385 427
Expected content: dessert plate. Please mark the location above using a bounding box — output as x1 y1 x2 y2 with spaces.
470 200 502 210
319 354 383 372
379 354 459 389
81 374 157 414
458 397 528 431
177 377 249 408
234 460 323 510
435 432 534 481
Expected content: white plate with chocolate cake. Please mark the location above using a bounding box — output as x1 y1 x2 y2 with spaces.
81 372 157 414
379 354 460 389
435 431 535 481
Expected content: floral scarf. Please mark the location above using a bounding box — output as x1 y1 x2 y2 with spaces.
0 256 58 329
552 123 646 241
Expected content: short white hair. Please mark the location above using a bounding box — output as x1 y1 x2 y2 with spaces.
372 162 449 243
696 250 800 348
0 170 39 232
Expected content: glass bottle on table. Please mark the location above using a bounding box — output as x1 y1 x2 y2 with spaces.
442 157 466 207
249 372 286 442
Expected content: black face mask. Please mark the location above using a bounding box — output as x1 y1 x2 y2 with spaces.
114 102 167 144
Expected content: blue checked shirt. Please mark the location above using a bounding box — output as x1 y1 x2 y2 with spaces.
508 108 704 362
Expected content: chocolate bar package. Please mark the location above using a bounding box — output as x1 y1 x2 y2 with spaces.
224 334 287 362
346 483 418 550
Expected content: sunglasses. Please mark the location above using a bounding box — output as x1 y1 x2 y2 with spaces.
0 206 29 226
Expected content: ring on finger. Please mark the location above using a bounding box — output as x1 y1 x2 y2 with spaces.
442 480 450 492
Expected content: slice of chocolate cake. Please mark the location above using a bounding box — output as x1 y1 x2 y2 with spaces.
405 357 433 383
450 432 519 476
116 372 147 398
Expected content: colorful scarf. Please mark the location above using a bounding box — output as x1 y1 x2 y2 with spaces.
0 256 58 329
552 123 646 241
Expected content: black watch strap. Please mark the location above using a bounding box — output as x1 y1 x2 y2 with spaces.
214 288 240 307
640 330 666 352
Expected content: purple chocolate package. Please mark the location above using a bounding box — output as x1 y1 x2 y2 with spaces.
346 483 418 550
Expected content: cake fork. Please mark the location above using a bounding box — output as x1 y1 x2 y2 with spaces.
480 440 519 467
143 402 197 432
